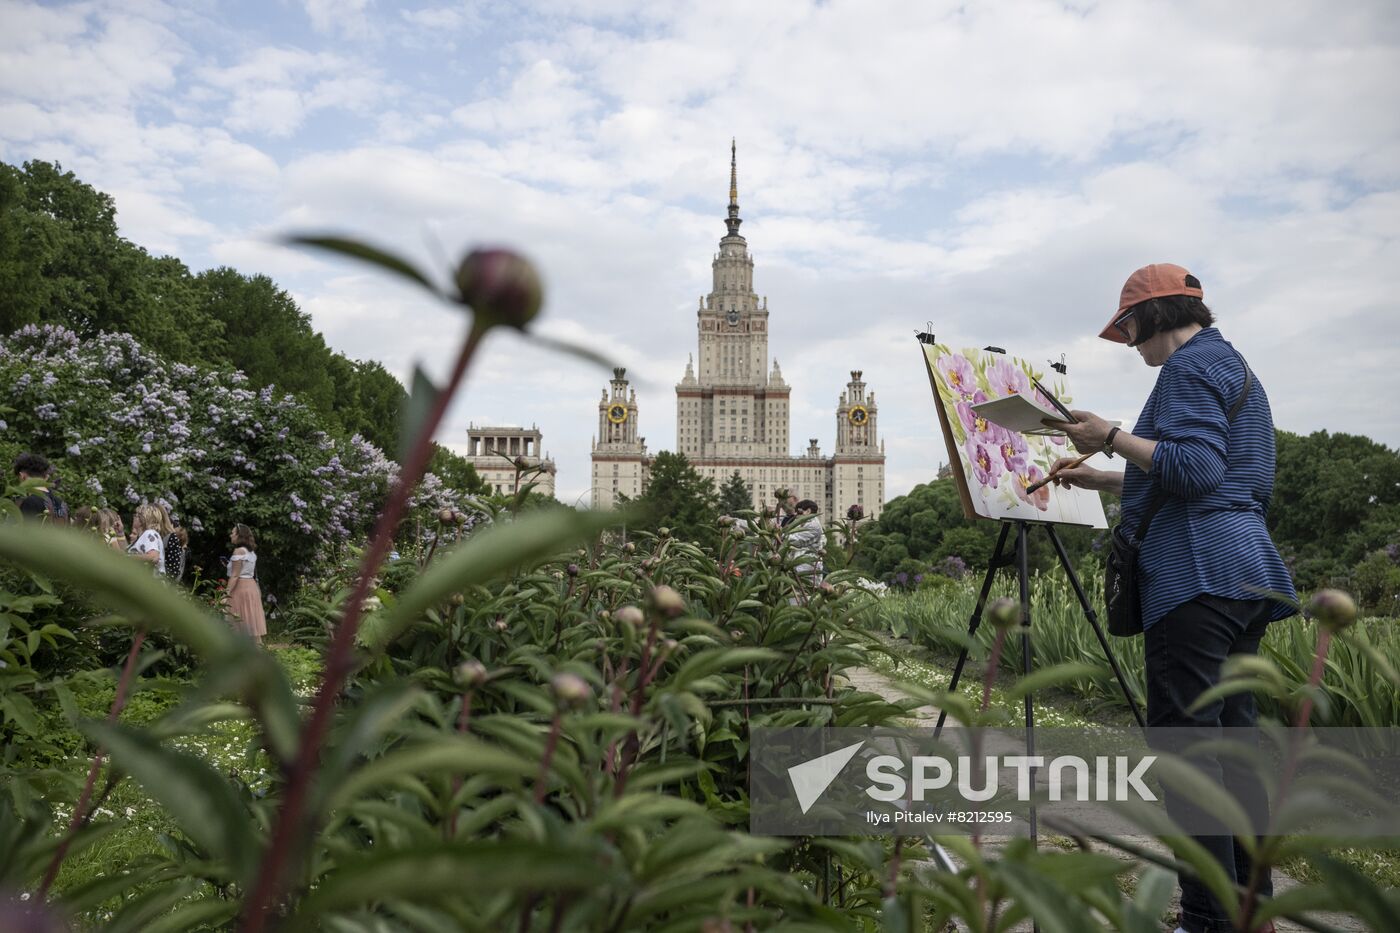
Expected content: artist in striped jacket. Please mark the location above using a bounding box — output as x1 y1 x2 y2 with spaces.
1047 263 1296 933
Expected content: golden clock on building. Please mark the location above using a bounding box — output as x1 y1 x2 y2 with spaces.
607 403 629 424
847 405 869 426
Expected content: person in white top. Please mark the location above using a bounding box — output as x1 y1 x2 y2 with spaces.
127 504 171 575
225 523 267 643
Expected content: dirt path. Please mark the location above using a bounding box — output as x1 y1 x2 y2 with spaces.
838 655 1369 932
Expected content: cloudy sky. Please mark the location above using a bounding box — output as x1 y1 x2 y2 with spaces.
4 0 1399 505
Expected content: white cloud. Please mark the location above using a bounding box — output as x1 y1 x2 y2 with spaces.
3 0 1399 507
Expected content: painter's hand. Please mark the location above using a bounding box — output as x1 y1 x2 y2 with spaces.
1049 457 1102 490
1042 409 1113 455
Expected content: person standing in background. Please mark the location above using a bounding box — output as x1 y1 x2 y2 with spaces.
127 503 171 574
225 524 266 643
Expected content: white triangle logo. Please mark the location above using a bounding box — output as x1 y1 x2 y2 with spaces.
787 741 865 814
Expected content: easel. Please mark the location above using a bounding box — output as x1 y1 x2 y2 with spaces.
914 331 1146 913
933 517 1147 738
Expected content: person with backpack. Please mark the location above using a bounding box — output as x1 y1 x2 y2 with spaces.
12 452 68 524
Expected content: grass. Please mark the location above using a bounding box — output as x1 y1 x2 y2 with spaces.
45 644 322 922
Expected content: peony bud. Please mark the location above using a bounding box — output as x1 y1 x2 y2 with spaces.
988 597 1022 630
551 672 593 708
454 248 543 330
454 511 468 526
448 592 464 607
615 605 645 629
730 525 745 539
817 580 835 596
598 609 611 623
1307 588 1358 631
437 508 455 525
623 542 636 554
455 659 488 688
649 585 685 618
492 618 509 633
566 563 580 577
718 515 734 527
658 526 671 538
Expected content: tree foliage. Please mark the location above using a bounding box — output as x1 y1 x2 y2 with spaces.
718 469 751 515
629 451 718 547
0 159 478 475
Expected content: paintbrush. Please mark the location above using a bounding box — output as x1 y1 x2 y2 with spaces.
1027 449 1095 494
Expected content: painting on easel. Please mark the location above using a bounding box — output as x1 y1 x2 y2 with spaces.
919 341 1108 528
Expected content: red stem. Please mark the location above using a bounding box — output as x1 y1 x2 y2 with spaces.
38 629 147 899
536 713 563 805
446 690 475 838
240 324 487 932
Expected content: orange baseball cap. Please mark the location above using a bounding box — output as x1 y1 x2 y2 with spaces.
1099 263 1204 343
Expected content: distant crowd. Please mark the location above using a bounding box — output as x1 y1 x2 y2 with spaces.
9 451 267 643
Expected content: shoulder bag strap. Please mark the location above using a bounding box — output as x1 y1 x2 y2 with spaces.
1133 349 1253 541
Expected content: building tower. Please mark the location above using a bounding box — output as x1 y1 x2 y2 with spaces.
590 367 647 508
831 370 884 517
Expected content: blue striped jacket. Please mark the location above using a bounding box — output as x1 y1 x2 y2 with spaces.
1120 328 1297 629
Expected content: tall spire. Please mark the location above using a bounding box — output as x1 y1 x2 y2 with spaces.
725 138 742 238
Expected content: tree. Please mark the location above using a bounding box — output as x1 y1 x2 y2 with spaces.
1271 429 1400 588
633 451 719 547
428 444 490 498
718 470 752 515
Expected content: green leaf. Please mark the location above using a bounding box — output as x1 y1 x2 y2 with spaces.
326 735 535 813
400 365 440 462
80 720 258 883
0 693 40 734
1005 662 1101 700
323 680 423 782
291 841 610 925
139 897 239 933
362 507 625 652
1310 854 1398 930
285 235 442 297
0 525 238 660
526 333 618 372
666 647 781 690
993 861 1096 933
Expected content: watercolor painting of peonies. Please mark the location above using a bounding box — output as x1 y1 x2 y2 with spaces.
921 343 1108 528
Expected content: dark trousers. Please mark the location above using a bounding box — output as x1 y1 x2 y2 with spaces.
1145 594 1274 933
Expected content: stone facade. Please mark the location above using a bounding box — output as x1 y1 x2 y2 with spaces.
590 143 885 522
464 424 557 498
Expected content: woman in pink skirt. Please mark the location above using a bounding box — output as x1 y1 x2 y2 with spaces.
225 524 267 643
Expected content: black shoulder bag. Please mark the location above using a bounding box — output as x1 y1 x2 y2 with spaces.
1104 352 1254 636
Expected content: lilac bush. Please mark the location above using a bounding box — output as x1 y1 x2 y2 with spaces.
0 325 467 595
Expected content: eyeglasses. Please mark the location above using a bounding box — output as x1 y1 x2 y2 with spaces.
1111 309 1136 343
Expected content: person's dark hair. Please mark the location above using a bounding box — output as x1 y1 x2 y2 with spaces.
1125 293 1215 346
232 523 256 551
795 499 820 514
13 452 51 477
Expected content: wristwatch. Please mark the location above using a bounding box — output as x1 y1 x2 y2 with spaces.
1102 426 1121 457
